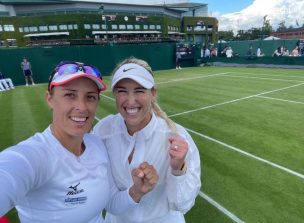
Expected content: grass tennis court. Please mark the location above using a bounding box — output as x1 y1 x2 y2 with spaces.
1 66 303 223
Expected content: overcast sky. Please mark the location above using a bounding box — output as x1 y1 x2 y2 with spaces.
79 0 304 32
210 0 304 32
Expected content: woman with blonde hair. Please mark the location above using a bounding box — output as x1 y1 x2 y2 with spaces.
93 57 201 223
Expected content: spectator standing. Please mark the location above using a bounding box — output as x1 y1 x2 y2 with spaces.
204 47 211 58
21 57 35 86
176 50 182 69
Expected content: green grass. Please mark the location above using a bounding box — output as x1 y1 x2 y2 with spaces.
1 66 304 223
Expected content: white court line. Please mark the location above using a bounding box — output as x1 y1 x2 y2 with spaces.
169 82 304 117
156 72 230 85
100 72 230 100
238 72 304 79
199 191 245 223
94 115 245 222
100 94 115 101
256 95 304 105
185 127 304 180
220 74 304 83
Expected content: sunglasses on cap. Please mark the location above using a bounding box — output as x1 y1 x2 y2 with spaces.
48 61 107 92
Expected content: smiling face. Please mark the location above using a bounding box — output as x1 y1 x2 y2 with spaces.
46 77 99 141
113 78 156 135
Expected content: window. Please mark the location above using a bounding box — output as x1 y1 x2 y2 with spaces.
102 15 116 21
59 25 68 30
187 26 193 31
7 39 17 47
84 24 91 29
92 24 100 30
73 24 78 30
49 25 58 31
135 25 140 30
127 24 133 30
194 25 204 31
19 27 23 32
119 24 126 30
39 26 48 31
149 25 155 30
143 25 148 30
111 24 118 30
3 25 14 32
24 27 30 32
136 16 147 22
29 26 38 32
156 25 161 30
101 24 107 30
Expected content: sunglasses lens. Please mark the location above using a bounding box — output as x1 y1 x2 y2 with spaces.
83 65 100 78
57 64 78 76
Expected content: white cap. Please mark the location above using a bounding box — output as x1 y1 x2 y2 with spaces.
111 63 154 89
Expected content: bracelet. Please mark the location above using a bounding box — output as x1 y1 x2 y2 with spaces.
171 162 187 176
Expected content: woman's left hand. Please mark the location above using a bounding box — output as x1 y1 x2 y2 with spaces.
168 136 188 173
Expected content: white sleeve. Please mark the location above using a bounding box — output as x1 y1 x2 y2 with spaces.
0 148 36 215
166 128 201 214
105 162 137 215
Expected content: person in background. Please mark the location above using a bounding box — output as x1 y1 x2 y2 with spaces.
93 57 201 223
256 47 265 57
272 47 282 57
226 46 233 58
211 47 218 57
0 71 15 90
0 61 158 223
176 50 182 69
246 45 253 57
204 46 211 58
282 47 290 56
21 57 35 86
290 46 299 57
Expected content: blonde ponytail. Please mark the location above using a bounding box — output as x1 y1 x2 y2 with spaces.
151 99 178 135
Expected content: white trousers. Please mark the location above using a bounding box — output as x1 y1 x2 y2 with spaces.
0 79 14 89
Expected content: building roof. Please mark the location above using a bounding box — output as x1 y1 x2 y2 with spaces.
0 0 70 4
24 32 69 37
164 2 206 12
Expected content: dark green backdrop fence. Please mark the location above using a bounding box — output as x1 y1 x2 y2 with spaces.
0 43 179 86
217 39 299 57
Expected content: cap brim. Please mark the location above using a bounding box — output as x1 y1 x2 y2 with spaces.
50 73 107 92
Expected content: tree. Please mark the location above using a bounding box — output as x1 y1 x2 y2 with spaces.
277 21 287 31
261 15 272 38
218 30 234 41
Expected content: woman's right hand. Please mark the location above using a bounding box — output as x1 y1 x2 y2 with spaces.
129 162 158 202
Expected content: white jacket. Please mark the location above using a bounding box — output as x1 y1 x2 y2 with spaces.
0 127 136 223
93 113 201 223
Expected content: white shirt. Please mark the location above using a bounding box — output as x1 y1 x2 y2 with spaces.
93 113 201 223
0 126 136 223
226 48 233 58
